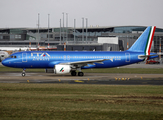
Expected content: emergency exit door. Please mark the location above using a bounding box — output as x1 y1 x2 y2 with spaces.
125 53 130 62
22 53 27 62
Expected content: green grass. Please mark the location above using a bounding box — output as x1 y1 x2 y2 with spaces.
0 83 163 120
0 66 163 74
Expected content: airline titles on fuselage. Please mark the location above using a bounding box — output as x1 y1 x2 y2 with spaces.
30 52 121 62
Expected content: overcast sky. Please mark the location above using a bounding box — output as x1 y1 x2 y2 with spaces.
0 0 163 28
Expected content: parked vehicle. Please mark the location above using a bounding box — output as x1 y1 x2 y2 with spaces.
147 60 160 64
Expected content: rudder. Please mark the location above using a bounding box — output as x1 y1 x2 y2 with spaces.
128 26 156 55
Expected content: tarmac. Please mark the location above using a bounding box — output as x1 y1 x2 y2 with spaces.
0 63 163 85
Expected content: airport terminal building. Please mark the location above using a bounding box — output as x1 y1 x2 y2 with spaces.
0 26 163 52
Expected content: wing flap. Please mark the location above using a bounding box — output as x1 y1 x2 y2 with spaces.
59 59 111 67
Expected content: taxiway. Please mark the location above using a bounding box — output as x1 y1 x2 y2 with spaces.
0 72 163 85
0 63 163 85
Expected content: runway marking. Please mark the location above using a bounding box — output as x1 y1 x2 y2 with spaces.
115 77 128 81
74 80 84 83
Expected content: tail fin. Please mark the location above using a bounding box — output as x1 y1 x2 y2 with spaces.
128 26 156 55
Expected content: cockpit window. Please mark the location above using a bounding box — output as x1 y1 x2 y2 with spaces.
8 55 16 58
8 55 17 58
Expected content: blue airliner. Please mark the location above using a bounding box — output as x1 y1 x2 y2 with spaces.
2 26 158 77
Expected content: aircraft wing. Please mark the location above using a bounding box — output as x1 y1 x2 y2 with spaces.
59 59 113 67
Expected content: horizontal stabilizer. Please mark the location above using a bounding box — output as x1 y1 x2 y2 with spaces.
138 54 158 59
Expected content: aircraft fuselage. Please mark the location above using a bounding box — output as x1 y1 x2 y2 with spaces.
2 51 157 69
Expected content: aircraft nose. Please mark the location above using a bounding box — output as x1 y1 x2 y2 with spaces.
2 59 8 67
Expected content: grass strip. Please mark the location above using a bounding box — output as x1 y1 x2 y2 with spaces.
0 83 163 120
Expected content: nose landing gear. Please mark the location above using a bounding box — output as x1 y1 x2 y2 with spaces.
22 69 26 77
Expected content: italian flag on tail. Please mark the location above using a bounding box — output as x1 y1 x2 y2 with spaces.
145 26 156 60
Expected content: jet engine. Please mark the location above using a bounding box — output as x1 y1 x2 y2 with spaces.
54 65 71 74
45 65 72 74
0 55 5 62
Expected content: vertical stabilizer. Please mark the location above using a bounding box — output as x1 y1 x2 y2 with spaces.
128 26 156 55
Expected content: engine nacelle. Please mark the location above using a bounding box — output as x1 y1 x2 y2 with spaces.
54 65 71 74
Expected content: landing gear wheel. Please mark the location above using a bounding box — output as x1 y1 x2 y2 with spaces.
78 72 84 76
71 71 76 76
22 72 26 77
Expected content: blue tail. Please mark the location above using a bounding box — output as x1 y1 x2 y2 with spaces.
128 26 156 55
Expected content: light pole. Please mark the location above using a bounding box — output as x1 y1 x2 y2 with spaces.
86 18 88 43
60 19 61 44
160 38 162 64
48 14 50 48
37 13 40 50
74 19 76 43
62 12 64 42
66 13 68 43
82 18 84 43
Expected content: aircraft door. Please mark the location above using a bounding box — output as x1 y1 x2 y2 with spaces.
125 53 130 62
22 53 27 62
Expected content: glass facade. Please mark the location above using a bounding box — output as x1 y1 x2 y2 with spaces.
10 29 24 34
113 26 146 33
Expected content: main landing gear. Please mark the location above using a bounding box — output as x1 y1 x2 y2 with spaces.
78 72 84 76
22 69 26 77
71 71 84 76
